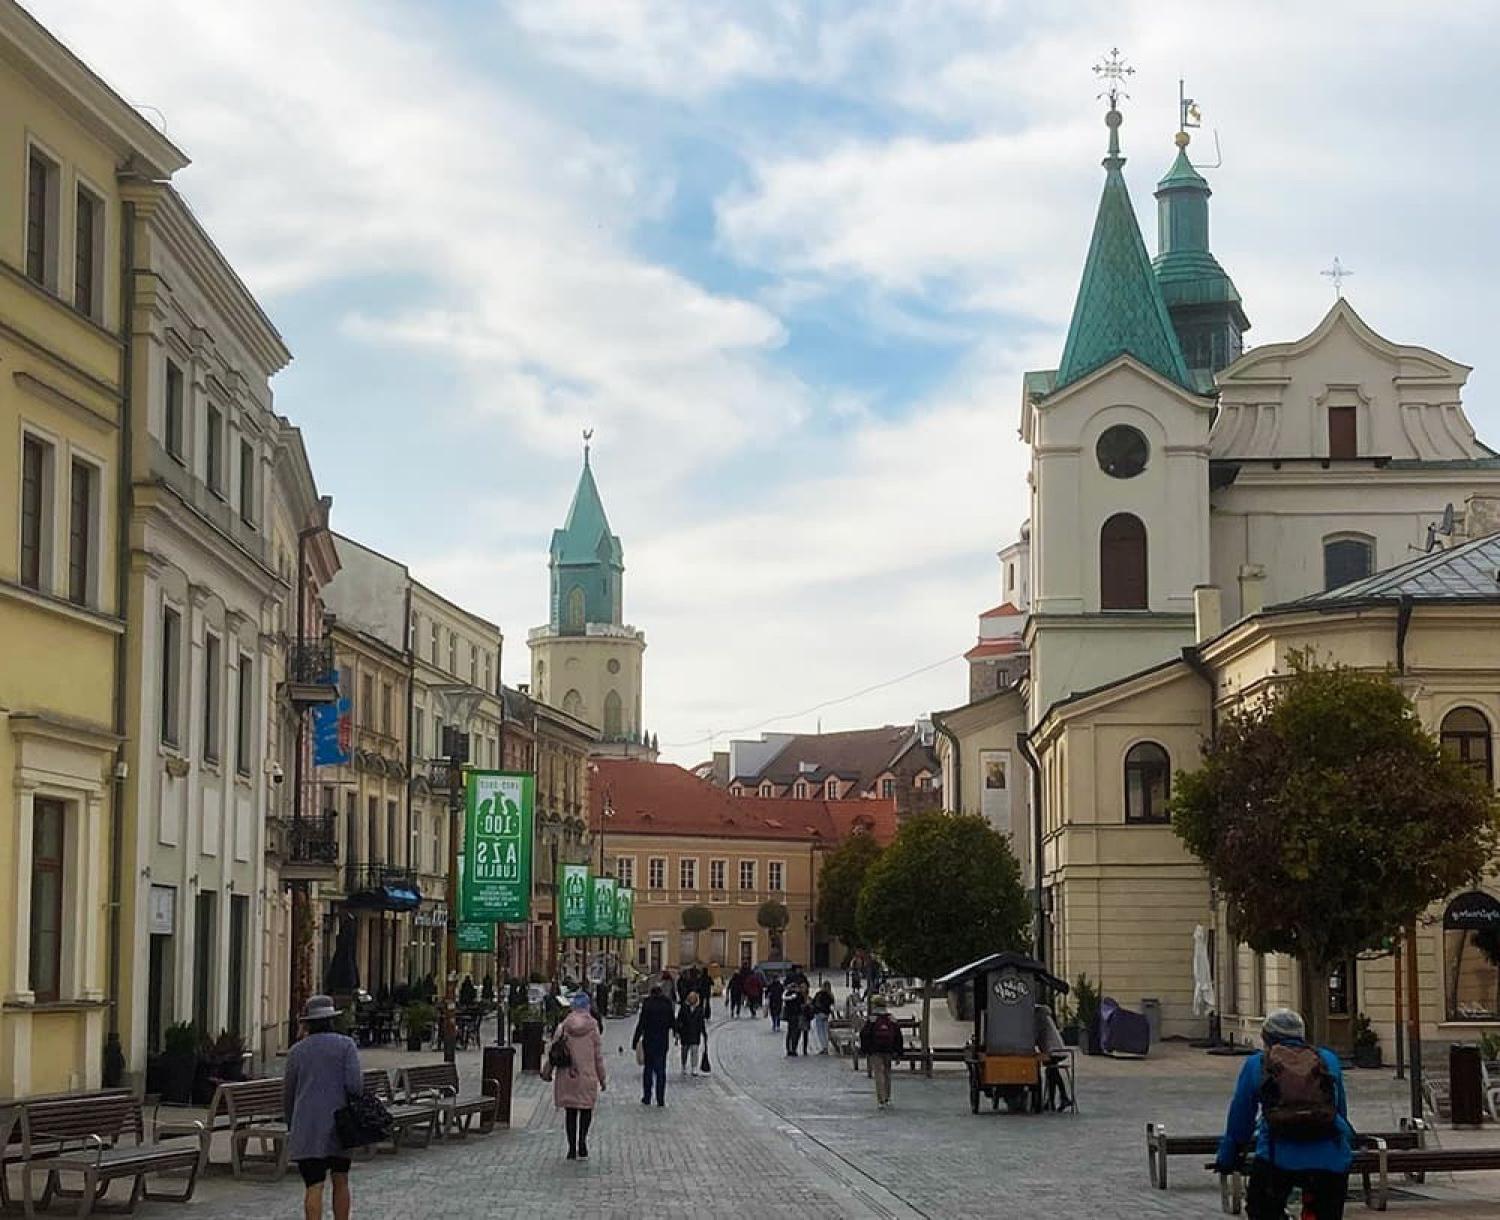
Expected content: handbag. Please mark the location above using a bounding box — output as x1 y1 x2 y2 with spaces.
548 1031 574 1070
334 1090 393 1150
635 1042 646 1066
700 1035 711 1074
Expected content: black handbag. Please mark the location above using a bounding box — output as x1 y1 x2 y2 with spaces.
700 1035 711 1074
335 1090 393 1149
548 1032 574 1070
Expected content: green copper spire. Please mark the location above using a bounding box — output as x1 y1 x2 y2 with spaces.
549 438 625 633
1055 107 1194 393
1152 132 1250 386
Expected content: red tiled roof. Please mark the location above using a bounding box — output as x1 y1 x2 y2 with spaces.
978 602 1024 618
593 758 897 845
965 638 1026 660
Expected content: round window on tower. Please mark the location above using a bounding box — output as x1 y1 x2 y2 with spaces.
607 659 621 675
1096 425 1150 479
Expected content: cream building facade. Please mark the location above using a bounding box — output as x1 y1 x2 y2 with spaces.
0 1 185 1096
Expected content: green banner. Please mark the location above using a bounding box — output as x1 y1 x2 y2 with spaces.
559 863 591 938
613 886 635 939
588 876 617 938
462 770 533 923
456 923 492 953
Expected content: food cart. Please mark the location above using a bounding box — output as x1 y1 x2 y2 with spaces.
935 951 1073 1115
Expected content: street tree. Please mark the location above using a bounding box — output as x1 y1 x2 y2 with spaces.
1172 652 1499 1045
857 813 1031 1058
682 905 714 964
757 900 789 960
817 833 884 954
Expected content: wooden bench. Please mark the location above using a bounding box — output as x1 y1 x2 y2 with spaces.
1356 1141 1500 1213
1200 1125 1427 1214
153 1082 242 1149
218 1079 289 1179
1151 1121 1426 1192
396 1064 498 1138
359 1070 438 1152
17 1093 206 1219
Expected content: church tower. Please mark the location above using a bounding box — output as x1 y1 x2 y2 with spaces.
529 441 650 757
1021 87 1215 718
1151 131 1250 390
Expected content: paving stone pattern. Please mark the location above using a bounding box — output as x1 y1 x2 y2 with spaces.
119 1001 1500 1218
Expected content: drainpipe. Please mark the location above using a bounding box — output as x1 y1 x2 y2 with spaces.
1395 595 1415 675
104 196 140 1086
1015 730 1045 968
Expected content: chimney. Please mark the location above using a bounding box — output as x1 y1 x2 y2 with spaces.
1239 564 1266 618
1193 585 1222 643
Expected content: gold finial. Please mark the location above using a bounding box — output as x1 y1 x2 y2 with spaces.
1174 130 1190 149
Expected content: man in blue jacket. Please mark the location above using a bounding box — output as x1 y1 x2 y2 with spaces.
1217 1008 1353 1219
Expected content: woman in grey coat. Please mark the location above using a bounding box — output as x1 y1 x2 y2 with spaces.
283 995 362 1220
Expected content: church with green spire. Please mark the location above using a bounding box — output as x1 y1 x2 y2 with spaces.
529 440 653 758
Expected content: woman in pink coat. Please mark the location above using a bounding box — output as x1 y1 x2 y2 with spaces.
543 992 607 1159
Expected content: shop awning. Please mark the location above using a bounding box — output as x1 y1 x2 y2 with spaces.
1444 890 1500 931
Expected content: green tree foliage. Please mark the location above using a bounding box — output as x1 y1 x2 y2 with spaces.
757 899 790 959
817 834 884 951
1172 653 1498 1040
857 812 1031 1056
681 905 715 933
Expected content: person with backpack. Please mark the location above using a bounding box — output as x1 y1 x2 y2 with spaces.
541 992 607 1160
858 998 904 1108
1215 1008 1353 1219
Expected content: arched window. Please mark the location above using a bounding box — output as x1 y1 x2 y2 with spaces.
1124 742 1170 823
1442 707 1494 787
1100 513 1148 609
1323 535 1373 591
603 690 623 739
562 689 583 719
564 586 586 631
1443 891 1500 1022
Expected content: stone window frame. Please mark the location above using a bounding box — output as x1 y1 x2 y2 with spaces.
1123 739 1171 824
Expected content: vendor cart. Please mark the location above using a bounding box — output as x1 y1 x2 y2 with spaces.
935 952 1073 1115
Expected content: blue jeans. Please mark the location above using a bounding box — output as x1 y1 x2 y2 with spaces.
641 1047 667 1104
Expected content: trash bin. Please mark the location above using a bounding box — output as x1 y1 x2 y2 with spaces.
482 1045 516 1125
520 1020 545 1074
1141 998 1162 1046
1451 1043 1485 1127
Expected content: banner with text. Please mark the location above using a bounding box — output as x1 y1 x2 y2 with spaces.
456 923 493 953
461 771 533 923
613 886 635 940
588 876 617 938
559 863 591 938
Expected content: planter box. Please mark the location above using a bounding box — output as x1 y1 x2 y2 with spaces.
1353 1046 1383 1069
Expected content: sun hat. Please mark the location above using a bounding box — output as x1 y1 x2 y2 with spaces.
302 994 341 1021
1262 1008 1306 1041
570 991 592 1009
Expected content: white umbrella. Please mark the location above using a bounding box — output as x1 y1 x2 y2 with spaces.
1192 924 1216 1016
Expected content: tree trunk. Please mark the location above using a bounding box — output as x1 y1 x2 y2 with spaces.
921 979 932 1077
1298 957 1331 1048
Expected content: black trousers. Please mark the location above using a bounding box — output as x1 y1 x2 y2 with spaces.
1246 1163 1347 1220
564 1107 593 1153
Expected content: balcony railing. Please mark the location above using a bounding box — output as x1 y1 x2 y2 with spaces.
269 812 340 881
285 638 338 706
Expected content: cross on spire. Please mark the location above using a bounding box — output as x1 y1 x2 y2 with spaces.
1093 47 1134 111
1321 257 1353 298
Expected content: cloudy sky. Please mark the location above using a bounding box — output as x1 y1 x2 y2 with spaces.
32 0 1499 763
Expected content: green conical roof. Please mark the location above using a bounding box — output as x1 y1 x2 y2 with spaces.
1156 144 1208 191
1054 111 1194 393
551 452 622 568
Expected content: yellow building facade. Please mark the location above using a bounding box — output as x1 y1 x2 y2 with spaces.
0 2 185 1095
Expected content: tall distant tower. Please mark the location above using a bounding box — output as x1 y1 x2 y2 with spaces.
1151 129 1250 390
528 439 651 757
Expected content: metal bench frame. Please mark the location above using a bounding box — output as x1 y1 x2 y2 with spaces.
396 1065 498 1138
357 1071 438 1154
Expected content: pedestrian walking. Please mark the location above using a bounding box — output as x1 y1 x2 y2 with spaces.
542 992 607 1160
676 991 707 1076
543 981 564 1033
797 985 812 1055
783 984 806 1056
768 977 785 1032
1215 1008 1352 1220
858 998 904 1109
727 969 744 1018
283 995 362 1220
811 981 835 1054
633 984 676 1107
743 969 763 1018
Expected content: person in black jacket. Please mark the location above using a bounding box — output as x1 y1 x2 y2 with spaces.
783 985 806 1056
768 978 785 1032
632 985 676 1107
676 991 707 1076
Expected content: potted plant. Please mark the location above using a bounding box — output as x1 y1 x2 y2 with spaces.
403 1001 436 1052
158 1022 197 1104
1056 999 1080 1047
1073 974 1102 1055
1352 1013 1381 1068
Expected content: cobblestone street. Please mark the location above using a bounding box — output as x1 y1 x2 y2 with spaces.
95 999 1500 1219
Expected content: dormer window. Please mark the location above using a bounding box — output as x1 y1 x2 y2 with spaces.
824 778 839 799
758 782 773 798
793 780 808 799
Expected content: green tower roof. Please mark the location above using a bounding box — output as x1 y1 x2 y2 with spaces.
551 451 623 569
548 446 625 632
1054 110 1195 394
1151 141 1248 323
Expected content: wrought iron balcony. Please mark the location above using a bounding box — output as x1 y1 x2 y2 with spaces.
269 812 340 882
285 638 338 706
344 864 422 912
